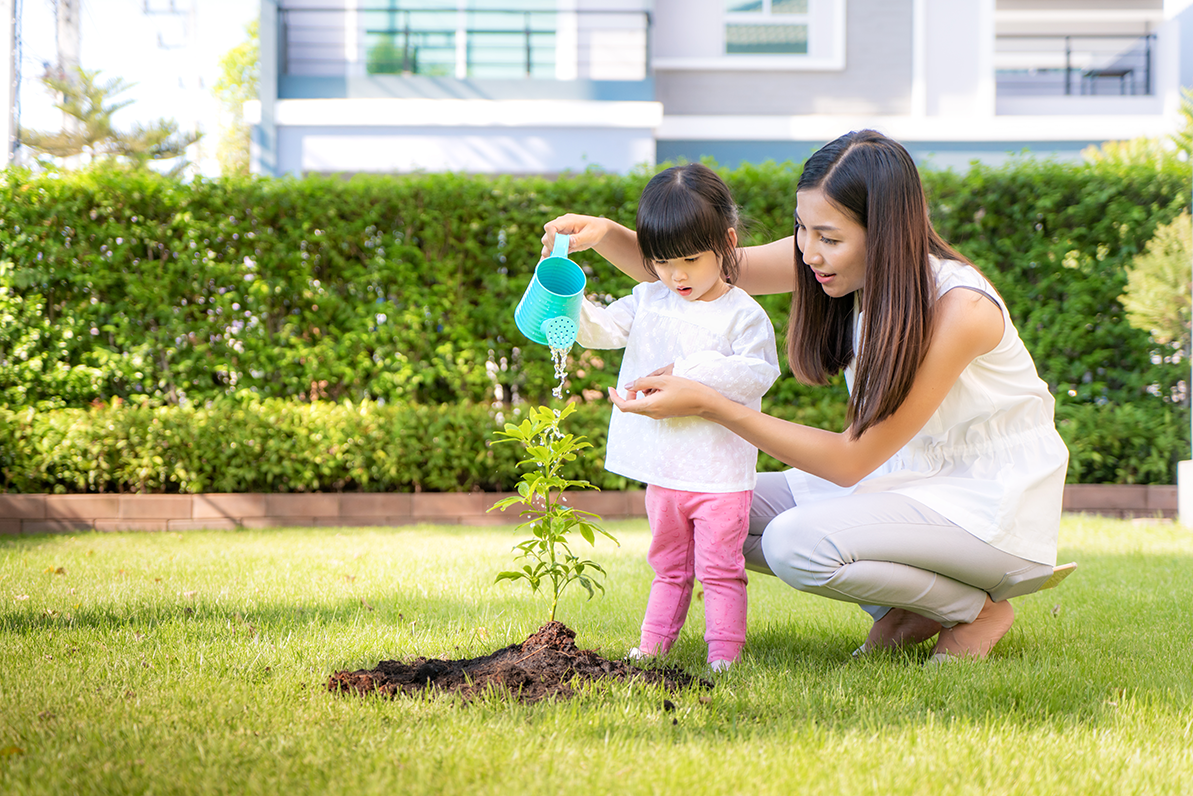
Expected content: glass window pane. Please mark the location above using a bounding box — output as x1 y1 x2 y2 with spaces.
469 0 553 9
726 23 808 54
467 30 555 78
364 0 455 9
772 0 809 13
726 1 764 12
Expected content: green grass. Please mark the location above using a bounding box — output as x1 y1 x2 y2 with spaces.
1 516 1191 795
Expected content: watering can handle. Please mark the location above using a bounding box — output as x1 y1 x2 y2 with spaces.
551 233 570 259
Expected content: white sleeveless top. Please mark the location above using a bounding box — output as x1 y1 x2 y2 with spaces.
782 258 1069 565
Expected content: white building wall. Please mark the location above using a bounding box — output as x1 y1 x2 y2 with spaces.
654 0 915 116
921 0 995 118
251 97 662 175
1 0 14 165
256 1 1191 175
279 126 655 174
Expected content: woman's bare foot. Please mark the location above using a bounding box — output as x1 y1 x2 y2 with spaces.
931 597 1015 660
858 608 943 654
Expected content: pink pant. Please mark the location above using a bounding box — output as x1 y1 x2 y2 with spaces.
639 485 752 664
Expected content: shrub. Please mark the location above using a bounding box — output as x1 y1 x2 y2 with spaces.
0 397 1175 493
1 157 1189 485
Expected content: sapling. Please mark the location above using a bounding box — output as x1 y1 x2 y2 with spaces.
488 403 619 622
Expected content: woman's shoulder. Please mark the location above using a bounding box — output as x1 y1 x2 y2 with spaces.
931 257 996 301
932 276 1006 360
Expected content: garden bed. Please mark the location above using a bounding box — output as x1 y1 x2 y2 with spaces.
327 621 707 704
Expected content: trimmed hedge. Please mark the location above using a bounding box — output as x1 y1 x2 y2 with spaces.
0 155 1189 487
0 397 1175 493
1 159 1188 410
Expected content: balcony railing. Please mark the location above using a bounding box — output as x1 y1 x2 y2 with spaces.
279 5 652 81
995 34 1155 97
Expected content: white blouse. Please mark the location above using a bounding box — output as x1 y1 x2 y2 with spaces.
577 281 780 493
783 258 1069 565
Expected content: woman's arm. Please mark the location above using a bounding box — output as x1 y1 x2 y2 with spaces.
543 215 798 296
736 235 799 296
610 289 1005 486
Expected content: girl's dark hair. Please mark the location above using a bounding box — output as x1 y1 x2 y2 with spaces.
636 163 742 283
788 129 973 439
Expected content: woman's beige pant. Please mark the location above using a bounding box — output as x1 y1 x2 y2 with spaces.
744 472 1054 626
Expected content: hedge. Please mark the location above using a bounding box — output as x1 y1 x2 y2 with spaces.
0 155 1190 488
0 397 1177 493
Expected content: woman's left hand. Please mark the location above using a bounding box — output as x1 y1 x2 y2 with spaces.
608 374 721 420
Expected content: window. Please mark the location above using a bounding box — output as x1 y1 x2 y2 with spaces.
653 0 843 71
363 1 557 80
725 0 810 56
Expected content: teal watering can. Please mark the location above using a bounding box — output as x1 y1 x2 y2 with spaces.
514 233 586 349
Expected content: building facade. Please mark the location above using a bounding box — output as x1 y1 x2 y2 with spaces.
250 0 1193 175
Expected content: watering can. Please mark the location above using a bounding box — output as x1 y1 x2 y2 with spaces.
514 233 586 350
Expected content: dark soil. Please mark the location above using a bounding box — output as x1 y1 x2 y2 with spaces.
327 621 710 704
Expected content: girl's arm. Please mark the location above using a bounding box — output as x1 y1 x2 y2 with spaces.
576 292 638 350
543 215 799 297
609 288 1005 486
542 214 652 282
671 307 780 405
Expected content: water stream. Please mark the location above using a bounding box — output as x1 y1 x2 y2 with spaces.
548 346 570 442
550 347 569 401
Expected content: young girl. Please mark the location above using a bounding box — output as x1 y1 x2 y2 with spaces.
545 131 1070 662
572 163 780 671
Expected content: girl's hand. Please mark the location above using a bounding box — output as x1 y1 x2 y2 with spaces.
608 375 721 420
618 364 674 399
542 214 612 257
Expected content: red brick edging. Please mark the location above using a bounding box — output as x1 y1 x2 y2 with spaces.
0 491 648 535
0 485 1177 535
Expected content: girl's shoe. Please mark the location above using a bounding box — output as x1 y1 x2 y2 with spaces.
710 659 732 673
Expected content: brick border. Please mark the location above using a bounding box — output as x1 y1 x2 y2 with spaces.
0 486 1176 535
0 491 648 535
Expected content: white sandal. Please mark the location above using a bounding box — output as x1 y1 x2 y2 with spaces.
1038 562 1078 591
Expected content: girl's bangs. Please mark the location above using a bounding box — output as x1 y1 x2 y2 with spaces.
638 196 723 262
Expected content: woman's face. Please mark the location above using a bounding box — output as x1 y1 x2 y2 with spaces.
795 188 868 298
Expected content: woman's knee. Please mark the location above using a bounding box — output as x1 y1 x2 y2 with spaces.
750 472 795 537
759 509 839 589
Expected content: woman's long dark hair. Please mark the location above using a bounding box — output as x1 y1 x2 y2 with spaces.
636 163 742 283
788 130 971 439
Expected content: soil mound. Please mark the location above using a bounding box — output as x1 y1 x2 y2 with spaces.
327 621 709 704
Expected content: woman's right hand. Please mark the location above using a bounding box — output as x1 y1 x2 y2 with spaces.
541 214 612 257
609 374 723 420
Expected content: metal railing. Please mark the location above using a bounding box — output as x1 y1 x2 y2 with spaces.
278 5 652 81
995 33 1155 97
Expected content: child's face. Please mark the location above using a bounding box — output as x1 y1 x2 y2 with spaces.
650 250 729 302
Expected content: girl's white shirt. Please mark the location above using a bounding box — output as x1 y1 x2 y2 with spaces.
784 257 1069 565
577 281 780 493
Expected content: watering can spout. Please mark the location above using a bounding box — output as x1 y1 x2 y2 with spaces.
541 316 578 350
514 234 586 349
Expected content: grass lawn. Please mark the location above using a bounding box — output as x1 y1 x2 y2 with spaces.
1 515 1191 795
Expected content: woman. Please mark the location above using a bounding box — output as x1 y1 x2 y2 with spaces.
543 130 1070 661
